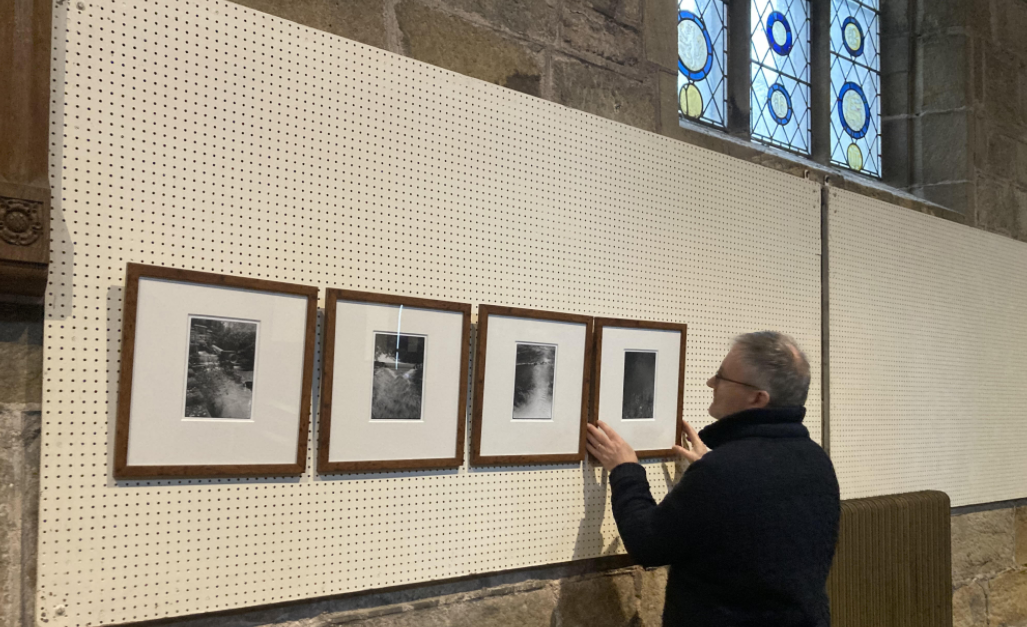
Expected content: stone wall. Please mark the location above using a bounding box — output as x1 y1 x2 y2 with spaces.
62 564 667 627
884 0 1027 242
952 501 1027 627
0 303 42 627
967 0 1027 242
230 0 674 135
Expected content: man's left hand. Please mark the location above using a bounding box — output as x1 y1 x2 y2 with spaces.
586 421 639 472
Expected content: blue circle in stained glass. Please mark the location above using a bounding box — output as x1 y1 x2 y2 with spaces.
837 82 871 139
677 11 713 81
841 17 864 57
767 84 793 125
766 11 794 55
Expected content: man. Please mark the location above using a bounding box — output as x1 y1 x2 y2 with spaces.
586 331 840 627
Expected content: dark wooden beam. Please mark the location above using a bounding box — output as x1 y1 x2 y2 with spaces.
0 0 52 298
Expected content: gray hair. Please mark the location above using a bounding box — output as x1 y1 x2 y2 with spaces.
733 331 811 407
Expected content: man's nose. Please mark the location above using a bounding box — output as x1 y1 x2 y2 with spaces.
706 377 715 389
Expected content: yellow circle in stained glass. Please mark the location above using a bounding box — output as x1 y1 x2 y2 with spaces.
843 22 862 53
679 84 704 119
846 143 864 171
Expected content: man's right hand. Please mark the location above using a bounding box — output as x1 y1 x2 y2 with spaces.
673 419 708 463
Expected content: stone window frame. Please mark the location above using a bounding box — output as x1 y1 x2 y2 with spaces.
659 0 961 225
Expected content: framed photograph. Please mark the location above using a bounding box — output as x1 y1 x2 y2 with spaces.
591 318 687 458
318 289 471 472
114 263 318 478
471 305 593 466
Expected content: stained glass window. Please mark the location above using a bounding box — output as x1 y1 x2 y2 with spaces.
751 0 810 154
677 0 727 128
831 0 880 176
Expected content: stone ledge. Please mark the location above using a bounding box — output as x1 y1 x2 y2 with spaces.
661 116 966 225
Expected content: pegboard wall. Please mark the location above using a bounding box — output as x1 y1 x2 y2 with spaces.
39 0 822 624
829 188 1027 506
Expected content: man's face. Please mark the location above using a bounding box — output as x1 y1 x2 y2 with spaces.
706 345 769 419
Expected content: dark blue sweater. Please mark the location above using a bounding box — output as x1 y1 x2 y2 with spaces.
609 406 840 627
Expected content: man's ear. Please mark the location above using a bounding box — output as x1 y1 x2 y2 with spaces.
753 390 771 408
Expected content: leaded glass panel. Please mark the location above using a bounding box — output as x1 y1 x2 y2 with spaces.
830 0 880 176
751 0 811 154
678 0 728 128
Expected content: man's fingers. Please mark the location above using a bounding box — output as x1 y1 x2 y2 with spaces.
681 420 707 452
597 420 624 443
586 442 608 466
673 444 700 463
586 425 611 451
589 422 613 446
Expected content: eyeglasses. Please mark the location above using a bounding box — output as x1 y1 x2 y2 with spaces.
713 370 763 391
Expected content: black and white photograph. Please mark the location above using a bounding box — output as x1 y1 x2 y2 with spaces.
185 316 258 419
622 350 657 419
371 332 426 420
512 343 557 420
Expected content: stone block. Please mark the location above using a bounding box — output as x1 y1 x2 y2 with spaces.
552 54 657 131
638 567 668 627
989 568 1027 627
921 35 968 112
0 305 43 404
921 0 963 33
552 571 639 627
1017 506 1027 565
881 35 911 77
589 0 643 27
1021 67 1027 126
657 70 679 138
972 112 989 170
970 39 985 105
922 182 970 215
396 0 544 97
989 134 1019 181
0 342 41 404
561 0 643 68
346 585 559 627
642 0 676 72
440 0 558 43
879 0 910 35
953 582 988 627
966 0 993 37
881 70 909 117
995 0 1027 62
976 177 1021 239
951 507 1016 585
882 117 911 188
230 0 387 48
984 45 1022 133
1016 187 1027 242
1017 141 1027 187
921 111 969 184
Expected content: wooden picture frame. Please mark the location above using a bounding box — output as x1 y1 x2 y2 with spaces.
318 289 472 473
591 317 687 458
471 305 594 466
114 263 318 478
